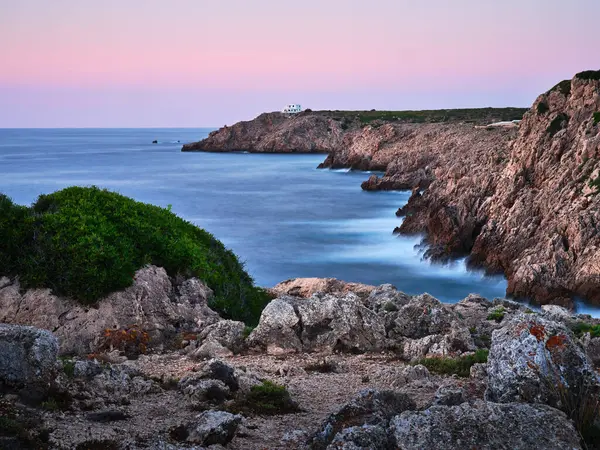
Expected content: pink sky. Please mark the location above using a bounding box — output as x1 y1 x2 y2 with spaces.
1 0 598 127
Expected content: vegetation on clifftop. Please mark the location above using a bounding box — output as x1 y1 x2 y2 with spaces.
0 187 269 325
319 107 527 125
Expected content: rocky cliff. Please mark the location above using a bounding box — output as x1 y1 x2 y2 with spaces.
181 111 349 153
391 73 600 307
183 73 600 308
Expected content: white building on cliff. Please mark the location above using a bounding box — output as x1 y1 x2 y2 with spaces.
282 104 302 114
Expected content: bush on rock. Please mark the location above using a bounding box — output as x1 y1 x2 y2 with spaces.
0 187 269 325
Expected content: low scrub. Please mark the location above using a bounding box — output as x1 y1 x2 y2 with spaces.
593 112 600 126
0 187 270 325
571 322 600 338
417 349 489 377
575 70 600 81
547 113 569 136
229 381 299 415
486 306 506 323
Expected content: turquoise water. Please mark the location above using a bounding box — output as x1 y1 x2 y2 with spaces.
1 128 596 315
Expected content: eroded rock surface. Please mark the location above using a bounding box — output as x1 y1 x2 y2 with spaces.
0 323 58 387
0 266 219 355
390 400 583 450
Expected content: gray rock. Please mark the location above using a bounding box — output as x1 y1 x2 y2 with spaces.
180 379 230 405
369 364 430 389
0 324 58 386
310 389 415 450
197 320 246 354
485 314 599 406
185 410 242 446
327 424 392 450
191 340 233 359
582 334 600 367
390 400 582 450
391 294 456 339
73 359 104 378
0 266 220 355
250 293 388 354
248 297 302 354
364 284 411 313
432 385 465 406
469 362 488 380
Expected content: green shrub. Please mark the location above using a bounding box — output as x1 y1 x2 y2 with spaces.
242 326 255 339
575 70 600 81
60 358 76 378
486 307 506 323
548 80 572 96
547 113 569 136
593 112 600 126
571 322 600 338
0 187 270 325
417 349 489 377
230 381 299 415
537 102 550 115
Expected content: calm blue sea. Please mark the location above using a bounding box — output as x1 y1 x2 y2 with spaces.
1 128 597 315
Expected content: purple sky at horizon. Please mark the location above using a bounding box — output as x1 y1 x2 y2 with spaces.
1 0 598 127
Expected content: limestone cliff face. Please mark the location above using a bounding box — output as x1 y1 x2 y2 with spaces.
470 75 600 305
383 73 600 306
182 111 349 153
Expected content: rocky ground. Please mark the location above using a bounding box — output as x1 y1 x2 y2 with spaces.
181 72 600 309
1 272 599 449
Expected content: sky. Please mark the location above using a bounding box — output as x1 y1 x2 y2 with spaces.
0 0 598 127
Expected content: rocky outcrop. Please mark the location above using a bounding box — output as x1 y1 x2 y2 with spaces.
0 324 58 387
389 400 583 450
270 277 376 299
180 411 242 446
0 266 220 355
182 111 350 153
485 314 599 406
248 292 388 354
310 389 415 449
373 73 600 307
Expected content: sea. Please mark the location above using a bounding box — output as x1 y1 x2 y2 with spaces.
1 128 597 316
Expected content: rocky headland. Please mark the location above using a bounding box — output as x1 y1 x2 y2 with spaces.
1 272 599 449
183 71 600 309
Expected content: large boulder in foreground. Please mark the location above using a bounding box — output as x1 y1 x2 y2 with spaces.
0 266 220 355
0 324 58 387
310 389 415 449
485 314 599 406
248 293 388 354
390 400 582 450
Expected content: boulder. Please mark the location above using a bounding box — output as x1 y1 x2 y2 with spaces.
191 340 234 359
369 364 430 389
432 385 465 406
363 284 411 313
0 324 58 386
247 297 302 354
582 334 600 367
249 293 388 354
391 294 456 339
390 400 582 450
310 389 415 449
0 266 220 355
327 424 392 450
196 320 246 354
271 277 376 299
184 411 242 446
485 314 599 406
179 379 230 405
